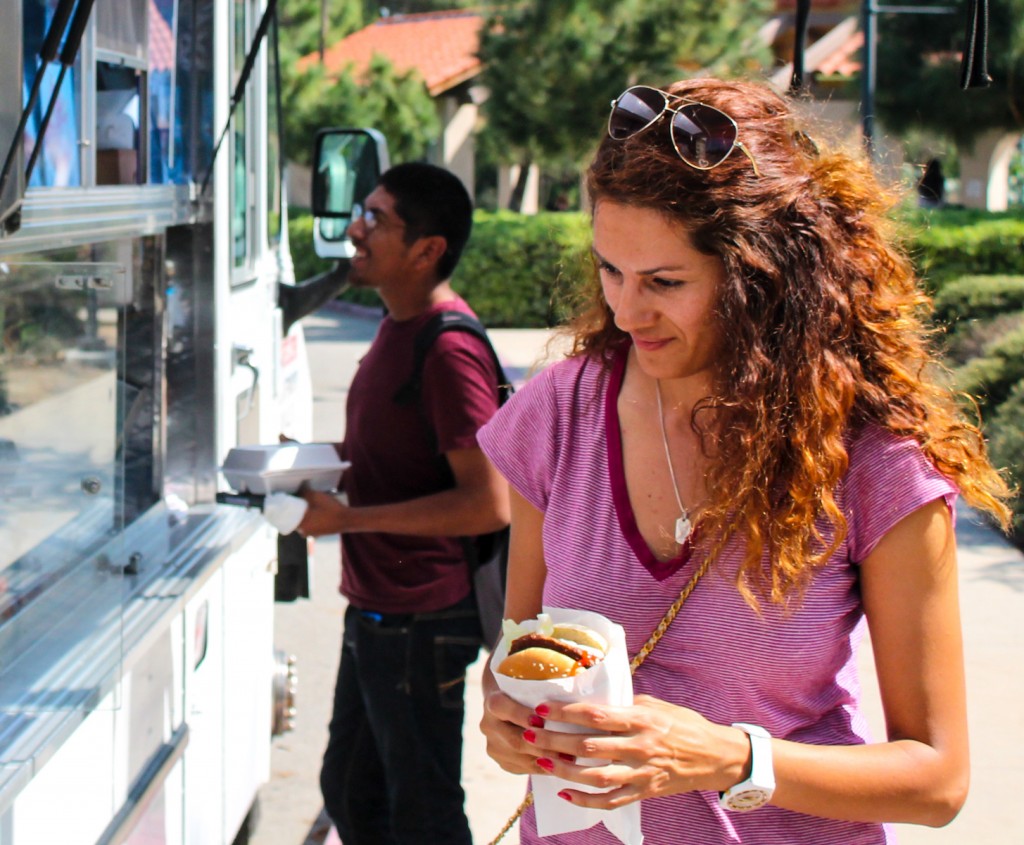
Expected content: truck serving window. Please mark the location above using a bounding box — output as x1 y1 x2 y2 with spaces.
0 238 161 715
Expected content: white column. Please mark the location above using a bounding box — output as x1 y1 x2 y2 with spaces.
959 130 1020 212
496 163 540 214
440 97 478 199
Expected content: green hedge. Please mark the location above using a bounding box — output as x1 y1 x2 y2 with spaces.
953 326 1024 417
909 218 1024 289
451 211 592 327
287 209 592 327
289 207 1024 326
987 379 1024 542
932 276 1024 327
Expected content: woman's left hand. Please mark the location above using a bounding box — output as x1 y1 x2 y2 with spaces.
526 694 747 809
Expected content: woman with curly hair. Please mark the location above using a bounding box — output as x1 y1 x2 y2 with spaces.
476 77 1011 844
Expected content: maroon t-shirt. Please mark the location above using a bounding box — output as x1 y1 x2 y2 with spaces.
338 297 500 613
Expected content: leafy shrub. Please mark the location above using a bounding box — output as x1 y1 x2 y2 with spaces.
987 379 1024 541
902 207 1023 228
909 218 1024 289
942 311 1024 366
932 275 1024 327
289 209 592 327
931 275 1024 364
289 204 1023 329
452 211 591 327
952 326 1024 416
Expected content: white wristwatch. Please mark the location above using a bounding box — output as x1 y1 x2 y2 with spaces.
719 723 776 812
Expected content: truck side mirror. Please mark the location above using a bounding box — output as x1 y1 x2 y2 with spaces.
311 127 390 259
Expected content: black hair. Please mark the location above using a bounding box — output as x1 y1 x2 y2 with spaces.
377 162 473 280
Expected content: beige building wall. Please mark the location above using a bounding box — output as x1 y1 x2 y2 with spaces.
437 96 478 199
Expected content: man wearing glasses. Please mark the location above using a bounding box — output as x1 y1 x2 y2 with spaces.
297 163 509 845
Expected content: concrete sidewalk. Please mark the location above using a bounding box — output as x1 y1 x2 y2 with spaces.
251 305 1023 845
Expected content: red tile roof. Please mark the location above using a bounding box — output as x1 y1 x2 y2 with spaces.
149 0 175 72
815 29 862 77
298 11 484 97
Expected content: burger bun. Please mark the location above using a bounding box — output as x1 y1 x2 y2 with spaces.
551 623 608 654
497 646 582 680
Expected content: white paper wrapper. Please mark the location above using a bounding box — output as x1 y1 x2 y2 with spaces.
490 607 643 845
262 492 308 535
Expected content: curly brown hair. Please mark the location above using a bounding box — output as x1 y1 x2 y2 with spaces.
570 77 1012 605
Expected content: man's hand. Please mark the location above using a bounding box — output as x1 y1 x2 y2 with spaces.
296 489 350 537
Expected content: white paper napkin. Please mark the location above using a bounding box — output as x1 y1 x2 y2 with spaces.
490 607 643 845
262 492 308 535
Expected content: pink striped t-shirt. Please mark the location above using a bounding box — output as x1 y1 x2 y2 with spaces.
477 347 957 845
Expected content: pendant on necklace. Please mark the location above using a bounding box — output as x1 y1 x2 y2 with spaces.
675 513 692 545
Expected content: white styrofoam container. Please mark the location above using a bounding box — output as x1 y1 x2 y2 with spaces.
220 443 349 494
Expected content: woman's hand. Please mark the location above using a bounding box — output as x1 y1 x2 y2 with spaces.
520 694 749 809
480 686 550 775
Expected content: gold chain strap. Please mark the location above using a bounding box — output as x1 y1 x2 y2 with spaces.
485 555 713 845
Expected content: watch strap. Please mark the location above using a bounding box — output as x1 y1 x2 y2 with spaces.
719 722 776 811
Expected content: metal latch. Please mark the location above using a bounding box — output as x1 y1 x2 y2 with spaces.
232 343 260 419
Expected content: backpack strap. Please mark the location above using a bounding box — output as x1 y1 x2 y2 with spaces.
393 310 513 408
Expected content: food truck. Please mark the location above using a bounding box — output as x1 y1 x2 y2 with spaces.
0 1 379 842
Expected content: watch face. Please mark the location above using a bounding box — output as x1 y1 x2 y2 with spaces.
726 787 772 811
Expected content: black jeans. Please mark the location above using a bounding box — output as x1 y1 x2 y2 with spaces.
320 596 481 845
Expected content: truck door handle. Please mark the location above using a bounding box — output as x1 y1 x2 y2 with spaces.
232 343 259 419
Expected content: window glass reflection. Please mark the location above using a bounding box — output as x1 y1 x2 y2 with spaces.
232 0 249 268
171 0 214 183
95 0 148 61
96 62 144 186
22 0 82 188
0 257 122 622
266 14 282 247
148 0 177 184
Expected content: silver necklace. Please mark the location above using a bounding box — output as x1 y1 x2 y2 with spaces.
655 379 692 545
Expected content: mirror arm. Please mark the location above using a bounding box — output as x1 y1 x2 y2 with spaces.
279 261 351 335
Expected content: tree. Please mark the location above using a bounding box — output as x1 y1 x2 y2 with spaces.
476 0 772 210
874 0 1024 145
283 53 439 166
371 0 477 13
277 0 369 64
278 0 439 168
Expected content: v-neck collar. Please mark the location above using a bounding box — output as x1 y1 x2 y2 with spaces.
605 342 695 581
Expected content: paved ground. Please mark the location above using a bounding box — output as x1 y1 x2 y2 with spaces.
250 304 1024 845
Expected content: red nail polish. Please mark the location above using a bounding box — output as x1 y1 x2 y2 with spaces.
523 730 536 744
558 753 576 763
536 758 555 772
558 790 573 802
535 704 550 717
528 714 545 728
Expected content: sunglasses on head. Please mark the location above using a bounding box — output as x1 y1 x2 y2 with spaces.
608 85 759 176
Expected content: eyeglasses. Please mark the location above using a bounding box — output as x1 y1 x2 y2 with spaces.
350 202 378 231
608 85 759 176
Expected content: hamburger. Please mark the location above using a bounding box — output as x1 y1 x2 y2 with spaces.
496 618 609 680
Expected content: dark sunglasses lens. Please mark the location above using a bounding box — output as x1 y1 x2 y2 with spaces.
609 87 666 140
671 104 738 168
